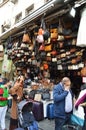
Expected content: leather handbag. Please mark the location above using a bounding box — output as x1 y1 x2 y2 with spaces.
40 17 50 40
44 43 52 52
58 18 63 35
34 94 42 101
39 43 45 51
43 63 49 70
42 92 50 100
36 35 44 43
22 29 31 43
46 53 51 61
81 67 86 76
29 90 37 100
38 28 44 35
40 88 50 100
50 28 58 39
40 51 46 60
43 30 50 40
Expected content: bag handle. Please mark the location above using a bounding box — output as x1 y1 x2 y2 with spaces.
40 16 46 30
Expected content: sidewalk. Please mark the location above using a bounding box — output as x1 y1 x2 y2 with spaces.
6 109 55 130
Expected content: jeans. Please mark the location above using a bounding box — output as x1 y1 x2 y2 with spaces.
55 113 71 130
0 106 7 129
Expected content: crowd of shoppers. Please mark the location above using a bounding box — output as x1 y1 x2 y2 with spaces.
1 75 86 130
0 75 24 130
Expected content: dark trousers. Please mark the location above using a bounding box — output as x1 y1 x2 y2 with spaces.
9 118 18 130
55 113 71 130
55 117 65 130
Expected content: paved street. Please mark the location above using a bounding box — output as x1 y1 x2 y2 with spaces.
6 109 55 130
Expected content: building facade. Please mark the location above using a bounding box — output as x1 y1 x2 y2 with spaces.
0 0 49 35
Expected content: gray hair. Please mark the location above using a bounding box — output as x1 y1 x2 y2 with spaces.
61 77 70 85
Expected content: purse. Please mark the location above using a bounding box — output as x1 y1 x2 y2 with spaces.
36 35 44 43
22 28 31 43
44 43 52 52
71 106 84 127
50 28 58 39
81 67 86 76
42 92 50 100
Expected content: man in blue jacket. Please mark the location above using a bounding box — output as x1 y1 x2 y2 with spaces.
53 77 73 130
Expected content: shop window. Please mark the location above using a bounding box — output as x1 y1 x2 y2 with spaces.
3 0 7 2
25 4 34 16
15 12 22 24
0 0 3 4
0 0 7 4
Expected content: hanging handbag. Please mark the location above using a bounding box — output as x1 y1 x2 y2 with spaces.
44 43 52 52
41 18 50 40
39 43 45 51
81 67 86 77
22 28 31 43
58 18 64 35
50 28 58 40
36 35 44 43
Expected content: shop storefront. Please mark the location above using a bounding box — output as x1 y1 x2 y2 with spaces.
0 0 86 98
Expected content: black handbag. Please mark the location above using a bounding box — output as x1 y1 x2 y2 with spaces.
29 90 37 100
42 92 50 100
41 88 50 100
41 17 50 40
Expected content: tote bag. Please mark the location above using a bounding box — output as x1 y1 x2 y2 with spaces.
71 106 84 127
2 54 12 73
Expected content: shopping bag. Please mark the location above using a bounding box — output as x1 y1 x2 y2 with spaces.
71 106 84 126
2 54 12 73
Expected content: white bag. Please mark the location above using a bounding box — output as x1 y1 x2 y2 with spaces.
36 35 44 43
2 54 12 73
71 106 84 126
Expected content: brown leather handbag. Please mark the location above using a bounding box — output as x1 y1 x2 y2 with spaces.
44 43 52 52
81 67 86 76
22 29 31 43
50 28 58 39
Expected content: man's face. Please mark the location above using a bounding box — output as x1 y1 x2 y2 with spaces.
64 80 71 89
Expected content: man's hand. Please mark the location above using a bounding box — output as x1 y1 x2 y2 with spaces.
64 85 70 91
